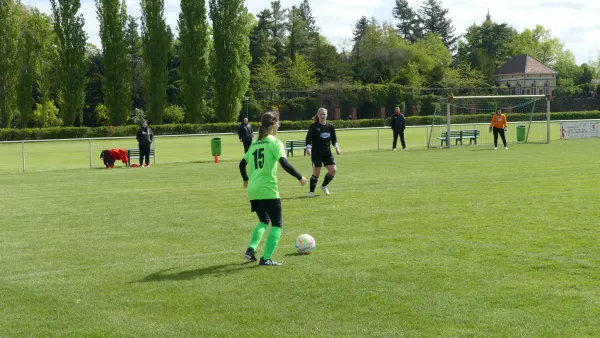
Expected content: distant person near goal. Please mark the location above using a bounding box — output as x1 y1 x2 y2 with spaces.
490 108 508 150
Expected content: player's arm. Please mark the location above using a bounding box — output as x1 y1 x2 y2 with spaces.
305 124 314 155
330 125 340 154
276 141 306 185
239 158 249 187
279 158 303 180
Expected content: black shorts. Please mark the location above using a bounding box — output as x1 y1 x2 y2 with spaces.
250 199 282 228
311 151 336 168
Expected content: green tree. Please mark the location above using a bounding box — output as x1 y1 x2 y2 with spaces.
124 15 145 110
269 1 287 62
307 34 351 83
249 9 275 67
209 0 251 121
51 0 88 126
97 0 131 125
141 0 169 124
456 13 516 81
392 0 421 43
418 0 457 51
0 0 21 127
17 6 43 127
578 63 594 85
298 0 315 33
178 0 210 123
506 25 563 66
253 56 280 91
283 55 317 90
36 14 57 128
439 62 488 88
286 6 309 61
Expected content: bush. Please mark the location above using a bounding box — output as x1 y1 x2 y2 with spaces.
1 111 600 141
95 104 110 126
129 108 147 125
163 105 185 124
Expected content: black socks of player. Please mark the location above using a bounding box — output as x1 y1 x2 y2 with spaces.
310 175 318 192
322 173 334 187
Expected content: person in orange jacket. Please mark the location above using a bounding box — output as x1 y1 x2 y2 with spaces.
489 108 508 150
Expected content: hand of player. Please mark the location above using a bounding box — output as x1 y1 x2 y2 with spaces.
299 176 307 186
489 127 492 133
243 181 248 188
335 147 341 155
306 148 311 156
239 139 242 142
504 127 507 131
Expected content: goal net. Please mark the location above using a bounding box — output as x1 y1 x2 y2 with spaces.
428 95 551 148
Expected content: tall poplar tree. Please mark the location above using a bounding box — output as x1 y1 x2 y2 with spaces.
178 0 209 123
51 0 88 126
209 0 251 121
97 0 131 125
141 0 169 124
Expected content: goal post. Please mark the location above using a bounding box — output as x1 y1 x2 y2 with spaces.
429 95 551 148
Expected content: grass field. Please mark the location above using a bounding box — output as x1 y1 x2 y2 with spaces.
0 121 563 173
1 132 600 336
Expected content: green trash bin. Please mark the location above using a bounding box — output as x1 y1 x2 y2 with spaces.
516 125 526 142
211 137 222 156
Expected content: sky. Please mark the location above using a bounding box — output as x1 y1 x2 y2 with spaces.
23 0 600 65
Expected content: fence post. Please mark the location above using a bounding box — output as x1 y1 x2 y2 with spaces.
89 139 92 168
21 141 25 173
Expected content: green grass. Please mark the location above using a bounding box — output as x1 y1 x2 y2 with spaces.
0 122 562 173
1 134 600 336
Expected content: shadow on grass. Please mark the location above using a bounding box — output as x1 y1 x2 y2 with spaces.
280 195 317 200
134 262 258 283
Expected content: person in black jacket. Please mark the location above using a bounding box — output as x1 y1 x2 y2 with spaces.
305 108 341 197
238 118 254 153
391 107 406 150
136 120 154 167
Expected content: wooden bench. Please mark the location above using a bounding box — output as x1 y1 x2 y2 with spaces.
438 129 480 146
127 148 156 166
285 140 308 157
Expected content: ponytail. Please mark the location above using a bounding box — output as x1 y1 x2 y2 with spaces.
257 111 280 141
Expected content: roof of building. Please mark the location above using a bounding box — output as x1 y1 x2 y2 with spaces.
495 54 557 75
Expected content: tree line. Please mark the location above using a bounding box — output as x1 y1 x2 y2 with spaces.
0 0 597 128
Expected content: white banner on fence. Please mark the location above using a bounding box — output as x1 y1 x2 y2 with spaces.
560 121 599 139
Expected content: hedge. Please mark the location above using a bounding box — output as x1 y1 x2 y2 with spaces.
1 111 600 141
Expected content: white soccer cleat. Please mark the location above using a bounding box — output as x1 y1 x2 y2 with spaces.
308 192 315 198
505 147 508 150
494 147 498 150
321 186 330 196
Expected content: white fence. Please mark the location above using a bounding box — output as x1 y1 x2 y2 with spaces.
0 120 586 173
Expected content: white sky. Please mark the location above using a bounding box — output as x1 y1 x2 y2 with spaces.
23 0 600 65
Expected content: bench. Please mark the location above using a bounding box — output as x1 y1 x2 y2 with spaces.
127 148 156 166
285 140 308 157
438 129 480 146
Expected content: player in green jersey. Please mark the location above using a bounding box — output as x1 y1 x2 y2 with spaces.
239 111 307 266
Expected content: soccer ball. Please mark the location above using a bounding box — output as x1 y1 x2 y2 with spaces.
295 234 316 255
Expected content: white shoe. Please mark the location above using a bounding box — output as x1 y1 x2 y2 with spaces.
403 148 408 150
308 192 314 198
494 147 497 150
505 147 508 150
321 186 330 196
393 148 397 151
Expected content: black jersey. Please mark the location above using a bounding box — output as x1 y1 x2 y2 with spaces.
305 122 338 152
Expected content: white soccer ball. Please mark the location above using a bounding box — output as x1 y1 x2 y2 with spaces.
295 234 316 255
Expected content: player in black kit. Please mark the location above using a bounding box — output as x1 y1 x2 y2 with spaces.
305 108 341 197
